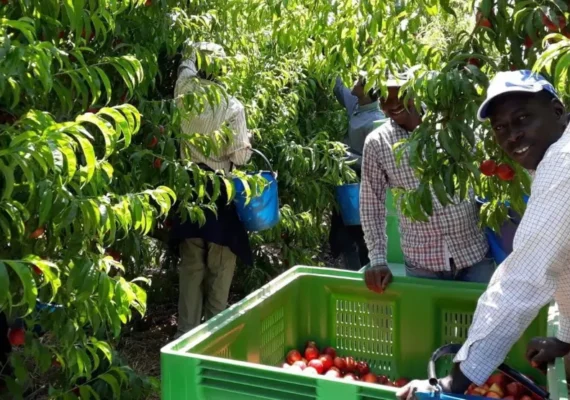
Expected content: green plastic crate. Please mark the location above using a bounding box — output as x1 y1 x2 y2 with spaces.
385 190 404 264
161 267 567 400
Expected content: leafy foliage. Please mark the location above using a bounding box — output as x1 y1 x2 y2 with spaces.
2 0 570 398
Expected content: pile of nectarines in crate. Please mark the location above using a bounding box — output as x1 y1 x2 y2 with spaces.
281 340 409 386
465 372 543 400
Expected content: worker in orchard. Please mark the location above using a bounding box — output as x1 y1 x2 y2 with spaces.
171 42 253 338
330 72 386 270
361 71 492 292
397 70 570 399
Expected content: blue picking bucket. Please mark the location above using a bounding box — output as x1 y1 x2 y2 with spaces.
233 149 280 232
336 183 361 226
477 195 529 265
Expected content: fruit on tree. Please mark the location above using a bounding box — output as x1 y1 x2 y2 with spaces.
29 227 45 239
303 366 318 375
362 373 378 383
286 350 302 365
319 354 333 372
479 159 497 176
333 356 346 372
305 346 319 362
8 328 25 346
32 264 42 275
524 36 533 48
468 58 481 67
496 164 515 181
153 158 162 169
308 359 324 374
148 136 159 148
542 14 566 32
476 12 492 28
144 0 152 6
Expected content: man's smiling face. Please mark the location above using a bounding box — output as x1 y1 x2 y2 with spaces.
488 91 566 170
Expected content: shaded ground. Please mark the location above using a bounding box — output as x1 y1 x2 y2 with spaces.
117 246 341 399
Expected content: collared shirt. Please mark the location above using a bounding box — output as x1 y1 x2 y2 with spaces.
333 77 387 156
174 59 251 173
455 126 570 385
360 119 488 270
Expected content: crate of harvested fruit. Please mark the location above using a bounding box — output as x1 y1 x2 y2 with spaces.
161 266 567 400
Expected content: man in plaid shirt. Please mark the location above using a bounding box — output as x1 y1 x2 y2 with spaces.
398 70 570 399
361 73 491 293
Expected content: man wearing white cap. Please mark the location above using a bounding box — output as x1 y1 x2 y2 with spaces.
397 70 570 399
171 42 253 338
361 72 491 293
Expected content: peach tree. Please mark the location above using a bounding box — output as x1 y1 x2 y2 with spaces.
3 0 564 398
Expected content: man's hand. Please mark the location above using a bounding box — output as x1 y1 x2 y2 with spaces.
364 265 392 293
396 379 435 400
526 336 570 372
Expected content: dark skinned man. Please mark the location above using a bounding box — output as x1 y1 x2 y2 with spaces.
397 70 570 400
361 72 491 293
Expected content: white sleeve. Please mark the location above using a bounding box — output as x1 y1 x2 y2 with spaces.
225 97 251 166
454 153 570 385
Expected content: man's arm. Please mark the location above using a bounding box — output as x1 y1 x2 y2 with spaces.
225 97 252 166
334 76 358 112
360 135 391 292
452 153 570 385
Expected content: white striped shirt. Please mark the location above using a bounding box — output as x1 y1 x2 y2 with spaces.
174 60 251 173
455 126 570 385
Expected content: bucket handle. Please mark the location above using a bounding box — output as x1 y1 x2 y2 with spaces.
427 344 549 399
250 148 277 178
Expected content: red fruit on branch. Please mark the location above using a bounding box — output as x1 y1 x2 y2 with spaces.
148 136 159 148
542 14 558 31
468 58 481 67
87 107 100 114
58 30 65 39
153 158 162 169
479 159 497 176
145 0 152 5
29 227 45 239
476 12 492 28
496 164 515 181
32 265 42 275
8 328 25 346
524 35 534 48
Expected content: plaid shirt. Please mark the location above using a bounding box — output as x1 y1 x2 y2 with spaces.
455 127 570 385
360 119 488 271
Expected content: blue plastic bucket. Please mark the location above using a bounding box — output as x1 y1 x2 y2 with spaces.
336 183 361 225
233 150 280 232
477 195 529 265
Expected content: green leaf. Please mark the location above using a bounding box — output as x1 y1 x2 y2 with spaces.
0 262 10 308
5 261 37 314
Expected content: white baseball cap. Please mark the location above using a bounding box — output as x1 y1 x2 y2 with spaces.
477 70 560 121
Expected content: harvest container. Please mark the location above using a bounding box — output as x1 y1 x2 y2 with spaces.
161 266 567 400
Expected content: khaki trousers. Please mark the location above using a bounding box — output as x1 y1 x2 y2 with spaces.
177 238 237 334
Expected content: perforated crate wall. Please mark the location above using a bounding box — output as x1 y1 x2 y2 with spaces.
333 295 395 376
